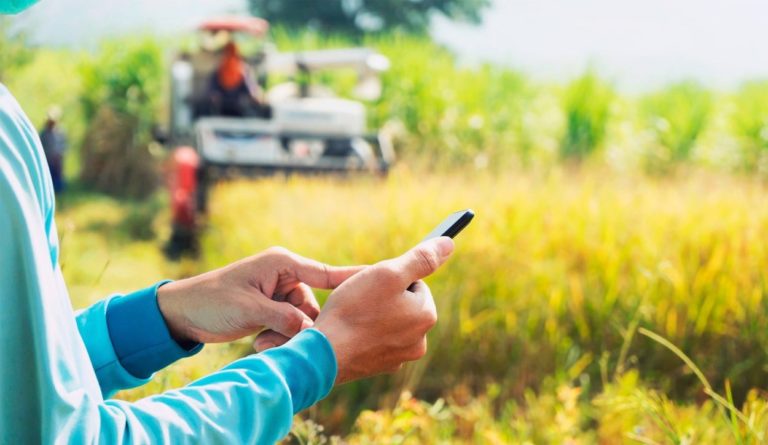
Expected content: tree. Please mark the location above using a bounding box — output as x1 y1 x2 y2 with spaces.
248 0 490 35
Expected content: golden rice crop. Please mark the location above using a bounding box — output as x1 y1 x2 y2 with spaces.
198 168 768 422
59 167 768 441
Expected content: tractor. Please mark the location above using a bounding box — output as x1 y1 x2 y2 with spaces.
163 16 394 257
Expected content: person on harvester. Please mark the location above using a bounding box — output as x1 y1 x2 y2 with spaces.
207 41 264 117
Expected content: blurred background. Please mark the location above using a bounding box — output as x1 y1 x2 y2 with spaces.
4 0 768 443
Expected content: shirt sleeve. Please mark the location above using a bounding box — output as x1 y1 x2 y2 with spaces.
106 281 203 377
72 328 338 444
74 280 204 397
97 281 201 380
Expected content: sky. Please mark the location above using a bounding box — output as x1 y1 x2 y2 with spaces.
10 0 768 92
432 0 768 92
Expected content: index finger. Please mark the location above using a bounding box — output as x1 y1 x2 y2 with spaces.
407 280 437 313
290 253 366 289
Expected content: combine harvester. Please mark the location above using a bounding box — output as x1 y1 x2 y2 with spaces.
164 16 394 257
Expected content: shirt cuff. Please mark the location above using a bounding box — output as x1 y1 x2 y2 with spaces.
76 298 153 397
256 328 338 413
106 280 203 379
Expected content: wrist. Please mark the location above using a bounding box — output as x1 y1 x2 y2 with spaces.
156 280 197 346
105 280 203 379
314 321 351 384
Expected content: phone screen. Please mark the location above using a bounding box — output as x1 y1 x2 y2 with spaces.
422 209 474 241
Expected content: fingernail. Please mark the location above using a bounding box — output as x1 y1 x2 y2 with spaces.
434 236 455 259
301 317 314 330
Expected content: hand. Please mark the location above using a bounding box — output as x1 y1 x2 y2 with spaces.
156 247 363 345
313 237 455 384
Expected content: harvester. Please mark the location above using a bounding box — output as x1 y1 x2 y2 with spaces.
163 16 394 257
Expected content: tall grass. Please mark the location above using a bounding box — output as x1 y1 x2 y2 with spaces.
731 80 768 174
76 38 166 199
559 70 614 161
79 38 164 132
191 169 768 430
642 81 713 170
56 168 768 441
368 35 533 166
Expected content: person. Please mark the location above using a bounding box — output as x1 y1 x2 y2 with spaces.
38 105 67 193
0 1 456 443
207 41 264 117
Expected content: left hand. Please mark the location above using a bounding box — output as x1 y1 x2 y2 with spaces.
156 247 363 346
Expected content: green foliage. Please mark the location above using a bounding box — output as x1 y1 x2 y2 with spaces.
79 38 164 131
643 81 712 167
731 80 768 173
77 38 165 199
370 35 532 165
560 71 614 160
249 0 490 35
0 18 33 81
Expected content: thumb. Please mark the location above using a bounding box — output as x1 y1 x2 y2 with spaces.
388 236 455 286
263 298 313 338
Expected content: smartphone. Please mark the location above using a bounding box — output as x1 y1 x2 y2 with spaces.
422 209 475 241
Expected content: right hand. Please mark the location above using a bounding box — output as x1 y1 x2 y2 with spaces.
313 237 455 384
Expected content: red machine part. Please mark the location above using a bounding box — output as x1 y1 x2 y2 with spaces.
169 146 200 230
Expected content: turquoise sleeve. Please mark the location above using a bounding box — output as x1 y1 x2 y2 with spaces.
85 329 338 444
75 282 203 397
104 281 203 379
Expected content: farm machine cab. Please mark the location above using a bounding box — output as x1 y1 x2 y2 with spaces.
164 16 394 257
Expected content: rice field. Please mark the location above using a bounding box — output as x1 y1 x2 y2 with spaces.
58 167 768 443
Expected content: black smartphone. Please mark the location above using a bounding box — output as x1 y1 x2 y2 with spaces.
422 209 475 241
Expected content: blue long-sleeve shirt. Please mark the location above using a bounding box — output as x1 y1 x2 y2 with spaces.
0 83 337 443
